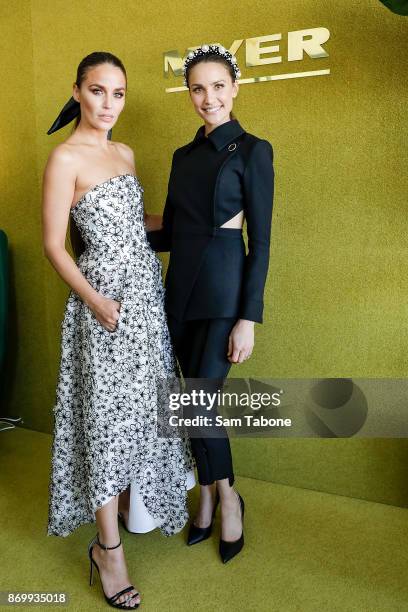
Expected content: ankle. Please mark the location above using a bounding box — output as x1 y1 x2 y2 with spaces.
200 483 216 499
220 489 239 508
96 533 122 550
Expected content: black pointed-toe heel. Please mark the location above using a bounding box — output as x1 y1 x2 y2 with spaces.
187 490 220 546
88 533 141 609
219 492 245 564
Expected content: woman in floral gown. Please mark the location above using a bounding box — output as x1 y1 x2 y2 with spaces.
42 51 194 609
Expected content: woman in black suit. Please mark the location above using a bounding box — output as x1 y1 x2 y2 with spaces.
147 43 275 563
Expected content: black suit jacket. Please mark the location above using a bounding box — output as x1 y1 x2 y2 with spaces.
147 119 275 323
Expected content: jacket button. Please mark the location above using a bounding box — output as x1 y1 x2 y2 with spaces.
228 143 237 151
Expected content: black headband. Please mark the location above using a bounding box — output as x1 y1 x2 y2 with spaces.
47 95 112 139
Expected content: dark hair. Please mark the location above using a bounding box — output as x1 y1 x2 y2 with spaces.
69 51 127 259
185 53 237 120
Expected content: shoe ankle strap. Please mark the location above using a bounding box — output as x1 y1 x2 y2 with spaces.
96 533 122 550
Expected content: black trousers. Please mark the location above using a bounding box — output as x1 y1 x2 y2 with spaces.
167 315 237 487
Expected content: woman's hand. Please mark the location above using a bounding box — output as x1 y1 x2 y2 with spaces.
144 213 163 232
227 319 255 363
89 295 121 332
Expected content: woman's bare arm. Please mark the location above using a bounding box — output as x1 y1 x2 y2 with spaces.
42 146 100 307
42 146 120 331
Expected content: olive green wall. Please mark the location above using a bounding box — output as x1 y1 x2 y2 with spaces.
1 1 408 506
0 2 51 425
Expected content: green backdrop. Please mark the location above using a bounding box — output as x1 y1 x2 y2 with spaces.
1 0 407 506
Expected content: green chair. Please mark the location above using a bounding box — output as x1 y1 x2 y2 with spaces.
0 230 21 432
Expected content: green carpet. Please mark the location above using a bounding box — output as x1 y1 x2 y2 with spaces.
1 427 407 611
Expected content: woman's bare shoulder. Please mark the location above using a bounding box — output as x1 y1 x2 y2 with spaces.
111 140 133 152
47 142 78 166
43 143 78 184
111 141 135 164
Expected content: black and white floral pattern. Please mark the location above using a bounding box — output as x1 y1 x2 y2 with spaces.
47 174 194 538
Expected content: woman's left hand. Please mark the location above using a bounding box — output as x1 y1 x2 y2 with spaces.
227 319 255 363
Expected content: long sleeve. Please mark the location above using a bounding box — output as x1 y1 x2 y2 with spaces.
146 154 176 252
239 139 275 323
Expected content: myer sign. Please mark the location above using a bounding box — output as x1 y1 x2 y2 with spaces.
164 27 330 93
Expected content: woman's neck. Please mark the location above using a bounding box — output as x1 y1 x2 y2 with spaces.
72 122 111 149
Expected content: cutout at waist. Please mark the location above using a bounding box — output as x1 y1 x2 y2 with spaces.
220 210 244 229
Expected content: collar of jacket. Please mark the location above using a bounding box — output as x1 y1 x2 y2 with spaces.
192 119 246 151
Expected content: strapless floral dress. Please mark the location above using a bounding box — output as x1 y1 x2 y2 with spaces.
47 174 195 538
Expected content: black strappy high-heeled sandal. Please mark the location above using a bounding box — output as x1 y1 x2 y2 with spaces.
88 533 140 609
219 492 245 564
187 490 220 546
